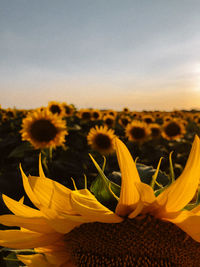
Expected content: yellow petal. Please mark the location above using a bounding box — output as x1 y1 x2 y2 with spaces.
20 165 41 209
163 210 200 242
36 242 71 266
0 214 55 233
0 230 62 249
191 205 200 214
39 207 84 234
70 189 123 223
27 175 75 214
2 194 42 217
17 254 53 267
156 135 200 213
128 182 156 218
39 153 46 178
114 138 141 216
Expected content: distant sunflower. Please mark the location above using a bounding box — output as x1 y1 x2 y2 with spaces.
192 113 200 122
62 103 75 117
6 108 16 118
91 109 102 120
20 109 68 149
122 107 129 114
87 125 116 154
142 114 155 124
118 116 131 128
48 101 66 117
36 107 46 112
104 109 117 118
103 115 115 128
153 111 163 119
194 115 200 125
131 112 139 119
149 123 161 139
162 119 186 141
125 120 150 143
163 115 173 123
178 118 188 127
1 114 8 123
78 109 92 121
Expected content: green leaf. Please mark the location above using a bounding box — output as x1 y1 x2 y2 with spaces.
3 252 19 267
136 163 169 189
89 154 120 204
8 143 33 158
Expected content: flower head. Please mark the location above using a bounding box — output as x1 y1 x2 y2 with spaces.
1 137 200 266
91 109 102 120
20 109 68 149
48 101 66 117
118 115 131 128
87 125 116 155
103 114 115 128
162 119 186 140
125 120 150 143
142 114 155 124
78 109 92 121
149 123 161 139
62 103 75 117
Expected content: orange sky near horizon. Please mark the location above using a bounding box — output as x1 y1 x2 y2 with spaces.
1 75 200 111
1 1 200 111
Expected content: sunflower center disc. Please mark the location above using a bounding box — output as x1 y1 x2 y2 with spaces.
165 122 181 137
30 119 58 142
105 118 113 126
82 112 91 120
144 118 153 124
94 133 112 150
130 127 146 140
50 105 61 114
93 112 99 119
65 215 200 266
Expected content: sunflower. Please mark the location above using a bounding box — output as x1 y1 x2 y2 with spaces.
1 114 8 123
91 109 102 120
195 115 200 125
125 120 150 143
163 115 173 123
142 114 155 124
78 109 92 121
62 103 75 117
192 113 200 122
36 106 47 112
122 107 129 114
48 101 66 117
105 109 117 118
103 114 115 128
87 125 116 154
20 109 68 149
1 136 200 266
153 111 163 119
118 115 131 128
131 111 140 120
5 108 16 118
162 119 186 141
149 123 161 139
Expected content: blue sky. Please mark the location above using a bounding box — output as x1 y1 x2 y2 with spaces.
1 0 200 110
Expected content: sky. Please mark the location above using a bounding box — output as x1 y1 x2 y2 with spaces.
1 0 200 111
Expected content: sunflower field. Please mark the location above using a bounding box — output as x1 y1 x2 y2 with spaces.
0 101 200 266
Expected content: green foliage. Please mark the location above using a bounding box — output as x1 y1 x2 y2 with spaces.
8 143 33 158
89 155 120 208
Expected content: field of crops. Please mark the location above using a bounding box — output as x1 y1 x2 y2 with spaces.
0 101 200 266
